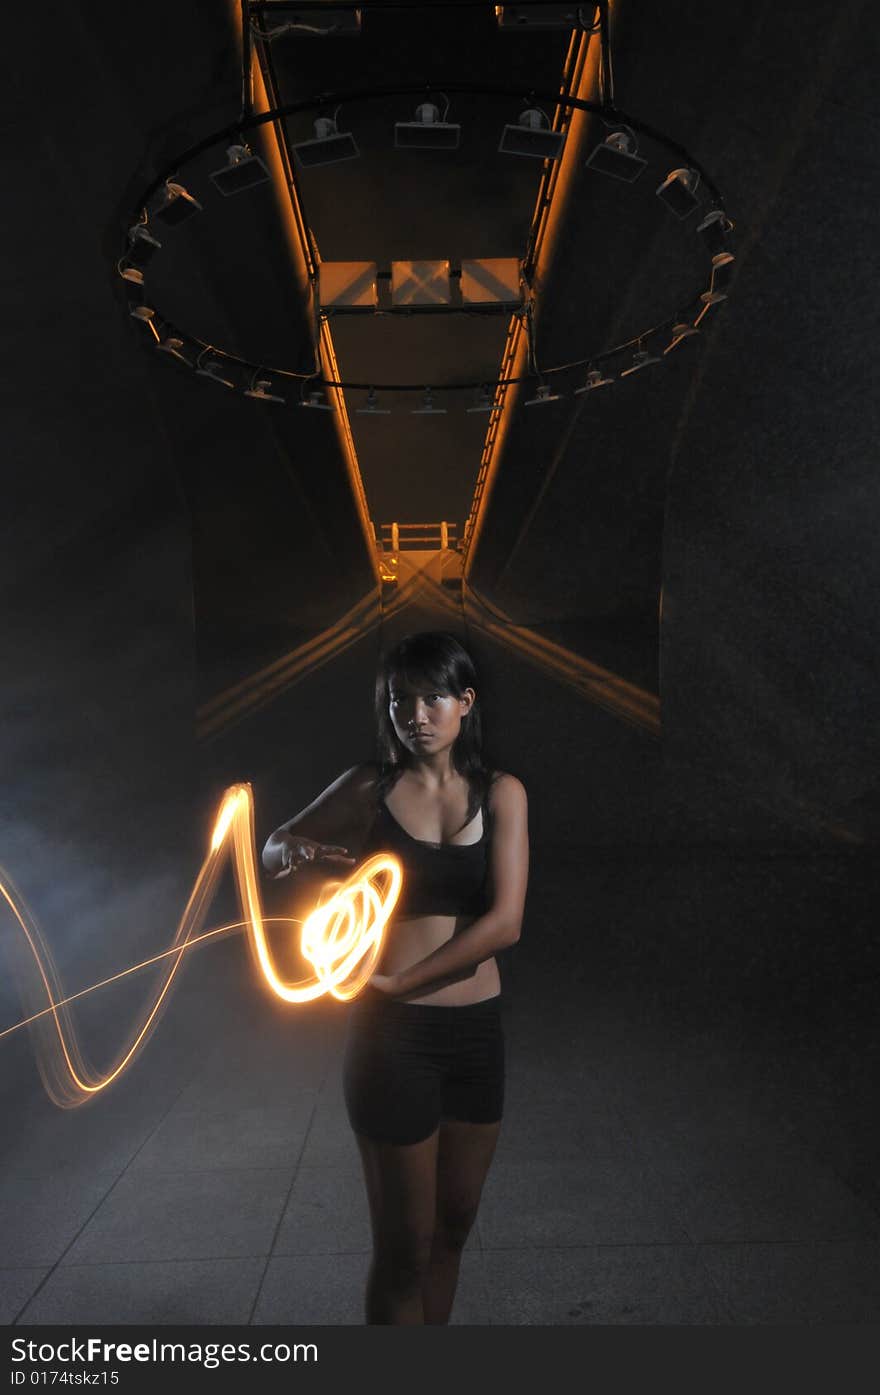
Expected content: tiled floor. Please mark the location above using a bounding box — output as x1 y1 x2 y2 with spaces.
3 930 879 1325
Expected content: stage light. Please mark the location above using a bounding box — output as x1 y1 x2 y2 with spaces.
620 347 662 377
495 5 585 28
700 258 734 305
209 143 271 196
499 108 566 161
663 322 700 354
356 388 390 415
157 332 196 367
245 376 285 404
585 130 647 182
299 385 334 411
574 366 614 394
257 7 363 39
524 381 562 406
124 280 155 321
152 180 203 226
292 116 359 169
697 207 733 260
411 388 447 416
124 224 162 274
466 385 495 414
656 167 700 219
395 101 460 150
195 352 238 389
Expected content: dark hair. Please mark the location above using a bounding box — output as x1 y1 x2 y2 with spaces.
373 630 493 820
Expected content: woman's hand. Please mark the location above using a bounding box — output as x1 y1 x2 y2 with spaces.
366 972 398 997
274 832 357 878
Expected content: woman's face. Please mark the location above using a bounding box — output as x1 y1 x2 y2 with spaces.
388 673 475 756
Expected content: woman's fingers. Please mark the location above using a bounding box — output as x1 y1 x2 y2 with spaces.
275 838 357 873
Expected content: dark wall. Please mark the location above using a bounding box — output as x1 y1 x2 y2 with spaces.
468 0 877 838
661 0 880 838
0 0 377 1093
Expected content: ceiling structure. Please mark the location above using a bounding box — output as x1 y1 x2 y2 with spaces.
249 2 598 534
135 0 727 690
5 0 877 849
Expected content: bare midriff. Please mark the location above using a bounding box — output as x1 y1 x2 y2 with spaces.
376 912 501 1006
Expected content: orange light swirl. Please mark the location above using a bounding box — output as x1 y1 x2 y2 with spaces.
0 783 400 1107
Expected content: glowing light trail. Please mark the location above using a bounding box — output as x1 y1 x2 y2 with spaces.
0 783 400 1107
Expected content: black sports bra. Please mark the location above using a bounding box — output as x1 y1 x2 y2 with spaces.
361 783 493 918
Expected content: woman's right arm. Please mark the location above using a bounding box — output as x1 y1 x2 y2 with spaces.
262 764 376 879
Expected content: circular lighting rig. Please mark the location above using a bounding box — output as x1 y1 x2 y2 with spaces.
119 81 735 406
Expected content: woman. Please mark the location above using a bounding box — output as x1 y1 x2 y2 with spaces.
262 630 529 1325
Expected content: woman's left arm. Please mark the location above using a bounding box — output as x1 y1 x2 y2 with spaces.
381 775 529 999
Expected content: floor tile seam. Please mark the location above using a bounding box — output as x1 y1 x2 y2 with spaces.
10 1070 207 1326
685 1238 877 1249
162 1092 322 1116
18 1235 868 1268
14 1253 276 1271
479 1236 880 1251
480 1241 705 1252
122 1163 307 1176
247 1094 321 1325
684 1228 879 1245
476 1240 773 1253
0 1169 127 1187
264 1248 374 1260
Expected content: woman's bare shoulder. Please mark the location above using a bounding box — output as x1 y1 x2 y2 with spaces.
295 763 379 817
487 770 527 809
327 762 381 804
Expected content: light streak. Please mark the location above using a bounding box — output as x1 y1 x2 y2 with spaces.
463 25 600 568
0 783 400 1108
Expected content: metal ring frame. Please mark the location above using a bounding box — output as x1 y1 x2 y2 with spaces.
122 83 732 393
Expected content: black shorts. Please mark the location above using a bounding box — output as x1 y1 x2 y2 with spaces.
342 986 505 1146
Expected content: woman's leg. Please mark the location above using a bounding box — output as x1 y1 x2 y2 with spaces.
354 1128 440 1324
423 1116 503 1324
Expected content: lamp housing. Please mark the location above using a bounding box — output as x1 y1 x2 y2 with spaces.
209 144 271 196
196 356 238 389
411 389 447 415
466 387 495 414
125 224 162 271
524 382 562 406
152 181 202 225
157 333 197 367
620 348 662 377
293 118 359 168
496 5 585 27
245 378 285 403
574 367 615 393
656 167 700 218
585 131 647 182
395 103 461 150
356 389 390 415
697 207 733 259
499 108 565 161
